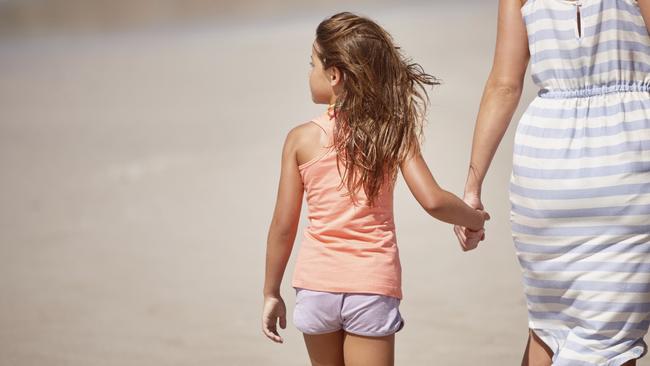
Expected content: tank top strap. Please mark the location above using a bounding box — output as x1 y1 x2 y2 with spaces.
310 112 334 134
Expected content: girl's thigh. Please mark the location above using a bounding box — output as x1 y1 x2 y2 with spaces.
302 330 345 366
343 332 395 366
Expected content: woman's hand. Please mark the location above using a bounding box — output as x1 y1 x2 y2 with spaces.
454 191 487 251
464 191 486 232
262 295 287 343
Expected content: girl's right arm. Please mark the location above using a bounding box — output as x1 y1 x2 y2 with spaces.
400 147 489 232
262 128 304 344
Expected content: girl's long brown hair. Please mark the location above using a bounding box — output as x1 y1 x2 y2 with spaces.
315 12 439 206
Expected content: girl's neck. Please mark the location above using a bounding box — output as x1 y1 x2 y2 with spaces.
327 103 336 119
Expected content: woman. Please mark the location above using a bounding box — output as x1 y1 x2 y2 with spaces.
455 0 650 365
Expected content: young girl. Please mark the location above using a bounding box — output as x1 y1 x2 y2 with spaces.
262 12 490 366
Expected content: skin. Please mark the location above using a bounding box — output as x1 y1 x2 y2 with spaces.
262 41 489 365
641 0 650 34
461 0 650 365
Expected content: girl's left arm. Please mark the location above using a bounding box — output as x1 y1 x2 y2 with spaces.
262 128 304 343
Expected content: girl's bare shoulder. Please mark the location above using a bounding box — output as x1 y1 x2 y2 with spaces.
286 119 330 166
287 120 323 147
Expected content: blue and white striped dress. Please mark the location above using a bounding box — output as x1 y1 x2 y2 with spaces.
513 0 650 364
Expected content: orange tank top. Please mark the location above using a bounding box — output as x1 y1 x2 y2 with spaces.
291 112 402 299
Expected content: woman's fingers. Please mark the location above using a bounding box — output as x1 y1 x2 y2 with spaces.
463 227 485 250
453 225 468 250
465 228 484 239
455 225 468 243
456 225 487 251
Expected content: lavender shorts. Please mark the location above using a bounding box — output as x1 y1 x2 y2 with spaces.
292 287 405 337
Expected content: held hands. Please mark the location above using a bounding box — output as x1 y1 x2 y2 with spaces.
262 295 287 343
454 192 490 251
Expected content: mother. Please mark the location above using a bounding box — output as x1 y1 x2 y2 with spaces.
455 0 650 365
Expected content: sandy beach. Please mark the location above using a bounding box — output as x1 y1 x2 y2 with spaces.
1 1 647 365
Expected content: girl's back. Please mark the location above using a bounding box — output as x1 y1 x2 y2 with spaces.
292 111 401 299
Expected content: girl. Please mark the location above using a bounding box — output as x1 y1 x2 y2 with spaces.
455 0 650 365
262 12 489 366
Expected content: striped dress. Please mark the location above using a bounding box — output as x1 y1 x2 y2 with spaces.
512 0 650 364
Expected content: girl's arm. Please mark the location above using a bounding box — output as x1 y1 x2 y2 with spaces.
639 0 650 33
262 128 304 343
400 147 489 232
464 0 530 199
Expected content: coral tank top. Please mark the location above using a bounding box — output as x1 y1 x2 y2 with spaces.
291 111 402 299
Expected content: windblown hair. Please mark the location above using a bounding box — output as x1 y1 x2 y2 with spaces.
315 12 439 206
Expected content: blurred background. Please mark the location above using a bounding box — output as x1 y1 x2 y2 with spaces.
2 1 642 365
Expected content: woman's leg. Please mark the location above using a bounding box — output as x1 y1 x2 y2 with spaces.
343 332 395 366
520 329 641 366
521 329 553 366
303 330 345 366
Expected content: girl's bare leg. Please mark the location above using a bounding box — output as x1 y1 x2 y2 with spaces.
521 329 553 366
343 332 395 366
303 330 345 366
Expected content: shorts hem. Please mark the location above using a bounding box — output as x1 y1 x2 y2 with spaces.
297 327 343 335
343 319 405 338
342 328 400 337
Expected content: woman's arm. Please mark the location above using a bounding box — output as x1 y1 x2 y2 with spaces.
639 0 650 33
464 0 530 198
262 128 304 343
400 147 489 232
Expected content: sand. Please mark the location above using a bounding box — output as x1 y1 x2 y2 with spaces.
1 1 647 365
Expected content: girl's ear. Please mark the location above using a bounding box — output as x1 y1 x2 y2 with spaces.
329 66 343 87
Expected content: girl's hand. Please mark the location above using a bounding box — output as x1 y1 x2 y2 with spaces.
262 295 287 343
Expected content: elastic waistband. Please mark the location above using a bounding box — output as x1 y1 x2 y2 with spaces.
538 82 650 99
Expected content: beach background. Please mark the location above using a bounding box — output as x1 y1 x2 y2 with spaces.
1 0 646 365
